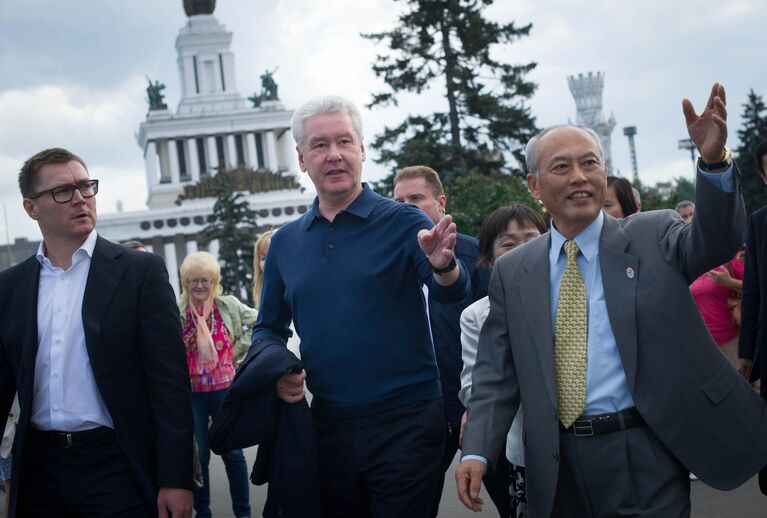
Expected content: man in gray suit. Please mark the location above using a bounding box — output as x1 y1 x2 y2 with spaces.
456 83 767 517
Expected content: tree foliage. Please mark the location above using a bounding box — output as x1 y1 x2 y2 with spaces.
448 171 539 236
198 175 258 303
363 0 539 193
634 176 695 212
735 89 767 214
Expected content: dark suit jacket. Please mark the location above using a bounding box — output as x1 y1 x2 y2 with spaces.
740 205 767 384
428 233 488 426
0 237 194 517
464 173 767 517
739 205 767 493
210 339 321 518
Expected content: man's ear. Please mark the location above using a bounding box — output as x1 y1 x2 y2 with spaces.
438 194 447 215
23 198 39 220
526 174 540 201
296 145 306 173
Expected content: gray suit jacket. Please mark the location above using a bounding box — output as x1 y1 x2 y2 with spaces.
463 173 767 518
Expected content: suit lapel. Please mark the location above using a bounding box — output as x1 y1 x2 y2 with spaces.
18 257 41 393
599 217 639 392
518 234 557 408
82 238 125 369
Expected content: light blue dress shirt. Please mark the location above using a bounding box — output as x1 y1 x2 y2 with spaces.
549 211 635 415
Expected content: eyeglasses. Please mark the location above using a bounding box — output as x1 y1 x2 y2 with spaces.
27 179 99 204
188 278 213 287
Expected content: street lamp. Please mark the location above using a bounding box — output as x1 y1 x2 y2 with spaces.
623 126 638 181
678 138 697 176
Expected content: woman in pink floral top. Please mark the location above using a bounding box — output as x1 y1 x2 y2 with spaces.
178 252 258 518
690 249 744 366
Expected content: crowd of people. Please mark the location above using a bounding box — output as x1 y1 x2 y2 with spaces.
0 82 766 518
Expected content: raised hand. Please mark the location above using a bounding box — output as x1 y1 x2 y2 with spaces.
682 83 728 163
417 214 457 269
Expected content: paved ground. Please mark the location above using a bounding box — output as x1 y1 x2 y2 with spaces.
208 446 766 517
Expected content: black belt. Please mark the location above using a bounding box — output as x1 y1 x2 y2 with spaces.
31 426 114 448
560 408 645 437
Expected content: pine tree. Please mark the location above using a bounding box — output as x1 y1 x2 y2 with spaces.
363 0 539 197
735 89 767 214
449 171 538 236
199 175 259 303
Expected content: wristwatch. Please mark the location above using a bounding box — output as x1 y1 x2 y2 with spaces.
431 256 457 276
698 147 732 172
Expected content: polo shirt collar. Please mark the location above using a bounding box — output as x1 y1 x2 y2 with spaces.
302 183 377 230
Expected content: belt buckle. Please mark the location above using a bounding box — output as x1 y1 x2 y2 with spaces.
572 420 594 437
64 433 74 448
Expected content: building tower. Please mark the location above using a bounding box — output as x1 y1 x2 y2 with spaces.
567 72 617 173
96 2 313 295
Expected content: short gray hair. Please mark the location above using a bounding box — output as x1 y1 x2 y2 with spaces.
675 200 695 211
525 124 604 177
290 95 364 149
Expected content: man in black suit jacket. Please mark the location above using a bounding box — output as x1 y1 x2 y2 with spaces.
393 165 493 516
0 148 194 517
738 137 767 493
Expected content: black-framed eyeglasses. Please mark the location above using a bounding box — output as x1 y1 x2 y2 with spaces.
27 179 99 204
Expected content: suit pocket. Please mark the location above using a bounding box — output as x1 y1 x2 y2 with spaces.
702 361 738 404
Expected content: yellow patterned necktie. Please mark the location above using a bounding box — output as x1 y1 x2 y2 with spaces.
555 240 588 428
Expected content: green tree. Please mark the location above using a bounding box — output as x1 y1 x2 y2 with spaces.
735 89 767 214
198 176 259 303
363 0 539 196
448 171 539 236
634 176 695 212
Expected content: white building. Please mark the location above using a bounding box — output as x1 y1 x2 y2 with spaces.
97 5 313 295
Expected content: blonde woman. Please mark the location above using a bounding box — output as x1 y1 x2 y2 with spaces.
252 230 274 308
178 251 257 518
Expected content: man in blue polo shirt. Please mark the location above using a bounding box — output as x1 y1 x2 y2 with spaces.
252 95 470 518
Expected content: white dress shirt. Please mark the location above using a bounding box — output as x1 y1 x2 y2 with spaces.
31 230 113 431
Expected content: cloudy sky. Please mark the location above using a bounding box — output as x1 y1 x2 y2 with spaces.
1 0 764 242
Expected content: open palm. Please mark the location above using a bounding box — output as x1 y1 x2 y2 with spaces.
682 83 728 163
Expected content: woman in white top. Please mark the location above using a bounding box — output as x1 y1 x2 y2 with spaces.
459 204 547 518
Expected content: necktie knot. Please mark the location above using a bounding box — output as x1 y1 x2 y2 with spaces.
564 240 580 260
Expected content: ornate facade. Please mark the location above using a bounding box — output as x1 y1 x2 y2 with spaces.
97 5 312 294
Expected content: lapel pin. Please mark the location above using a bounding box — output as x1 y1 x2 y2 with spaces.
626 267 635 279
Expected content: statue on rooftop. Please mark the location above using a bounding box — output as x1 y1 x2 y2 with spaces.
248 68 280 108
146 78 168 111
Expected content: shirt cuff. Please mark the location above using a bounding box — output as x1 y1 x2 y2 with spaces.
698 163 736 192
460 454 488 468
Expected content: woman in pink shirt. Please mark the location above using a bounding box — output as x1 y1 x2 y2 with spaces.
690 249 744 365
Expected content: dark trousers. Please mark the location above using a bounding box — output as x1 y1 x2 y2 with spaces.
19 428 152 517
552 425 690 517
429 420 460 517
483 450 512 517
313 398 445 518
192 389 251 518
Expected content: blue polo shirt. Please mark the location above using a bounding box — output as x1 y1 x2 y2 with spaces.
252 183 470 417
